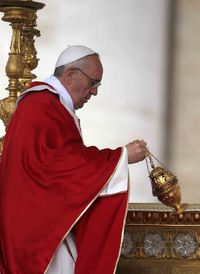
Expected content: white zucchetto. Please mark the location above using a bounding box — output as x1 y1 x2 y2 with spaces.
55 45 97 68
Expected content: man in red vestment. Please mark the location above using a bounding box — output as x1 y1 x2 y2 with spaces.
0 45 148 274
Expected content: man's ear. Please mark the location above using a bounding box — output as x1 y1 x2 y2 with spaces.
65 69 75 85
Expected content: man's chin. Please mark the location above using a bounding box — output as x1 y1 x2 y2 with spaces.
75 103 84 110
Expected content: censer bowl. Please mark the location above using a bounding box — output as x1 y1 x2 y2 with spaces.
146 155 187 214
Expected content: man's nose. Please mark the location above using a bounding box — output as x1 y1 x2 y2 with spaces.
91 87 98 96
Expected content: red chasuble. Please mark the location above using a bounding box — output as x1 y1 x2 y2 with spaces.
0 82 128 274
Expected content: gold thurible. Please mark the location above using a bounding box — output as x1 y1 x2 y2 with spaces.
0 0 45 156
146 152 188 214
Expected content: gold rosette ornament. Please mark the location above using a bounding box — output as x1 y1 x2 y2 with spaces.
145 152 188 214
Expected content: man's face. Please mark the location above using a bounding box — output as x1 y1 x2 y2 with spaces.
69 55 103 109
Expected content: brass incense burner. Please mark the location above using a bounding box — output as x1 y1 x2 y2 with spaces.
146 153 188 214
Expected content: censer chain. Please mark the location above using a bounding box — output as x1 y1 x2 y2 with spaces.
145 151 170 174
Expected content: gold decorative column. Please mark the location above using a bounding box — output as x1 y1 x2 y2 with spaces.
0 0 45 156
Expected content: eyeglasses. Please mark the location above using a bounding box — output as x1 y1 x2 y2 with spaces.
73 68 101 88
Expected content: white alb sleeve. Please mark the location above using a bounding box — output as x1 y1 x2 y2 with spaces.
99 147 128 196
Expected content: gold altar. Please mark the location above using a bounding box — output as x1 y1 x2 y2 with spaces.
118 203 200 274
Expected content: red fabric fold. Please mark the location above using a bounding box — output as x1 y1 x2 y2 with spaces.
0 84 128 274
74 193 128 274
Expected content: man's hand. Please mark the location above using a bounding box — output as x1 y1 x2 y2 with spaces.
125 139 149 164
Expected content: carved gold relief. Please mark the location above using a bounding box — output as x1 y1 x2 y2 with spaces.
0 97 17 127
20 9 41 92
0 0 45 156
122 228 200 260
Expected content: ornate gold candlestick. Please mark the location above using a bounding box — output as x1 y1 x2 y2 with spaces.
146 153 188 214
0 0 45 156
